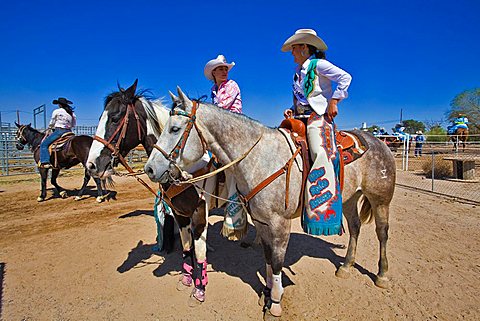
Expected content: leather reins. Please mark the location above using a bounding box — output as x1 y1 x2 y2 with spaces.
152 101 301 210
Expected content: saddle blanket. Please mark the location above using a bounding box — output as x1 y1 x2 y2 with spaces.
48 132 75 152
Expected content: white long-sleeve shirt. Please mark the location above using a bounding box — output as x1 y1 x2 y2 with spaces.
293 57 352 115
49 108 76 129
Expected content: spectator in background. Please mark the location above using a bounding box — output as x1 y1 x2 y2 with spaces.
414 130 425 157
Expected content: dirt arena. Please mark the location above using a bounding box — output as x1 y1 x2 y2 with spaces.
0 171 479 321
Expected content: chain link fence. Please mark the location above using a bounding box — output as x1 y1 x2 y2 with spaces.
1 124 144 176
3 123 480 204
388 133 480 204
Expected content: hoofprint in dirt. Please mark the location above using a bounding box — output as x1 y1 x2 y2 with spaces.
0 175 479 320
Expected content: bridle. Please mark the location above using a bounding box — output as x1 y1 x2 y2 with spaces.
16 125 28 148
153 100 208 178
92 101 158 196
93 101 144 169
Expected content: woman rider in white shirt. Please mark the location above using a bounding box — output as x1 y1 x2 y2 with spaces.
39 97 77 168
282 29 352 236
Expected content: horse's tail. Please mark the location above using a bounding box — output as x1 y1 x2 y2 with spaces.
102 176 115 190
359 194 374 224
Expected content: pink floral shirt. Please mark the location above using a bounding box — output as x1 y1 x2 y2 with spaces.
211 79 242 113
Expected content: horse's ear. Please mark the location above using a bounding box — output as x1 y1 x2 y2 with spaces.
117 80 124 92
125 79 138 99
176 86 192 112
169 91 179 103
15 122 20 128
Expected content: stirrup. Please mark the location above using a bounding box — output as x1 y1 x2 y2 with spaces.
39 162 52 169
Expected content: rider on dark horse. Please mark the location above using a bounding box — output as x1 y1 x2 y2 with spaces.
447 113 468 135
39 97 77 168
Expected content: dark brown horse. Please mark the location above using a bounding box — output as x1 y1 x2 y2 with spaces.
85 81 224 304
449 127 469 152
15 123 108 202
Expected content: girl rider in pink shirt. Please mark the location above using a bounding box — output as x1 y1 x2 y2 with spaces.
204 55 242 113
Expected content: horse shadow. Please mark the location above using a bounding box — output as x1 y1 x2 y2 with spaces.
119 209 154 219
73 187 117 201
117 240 164 273
42 187 117 201
116 218 376 295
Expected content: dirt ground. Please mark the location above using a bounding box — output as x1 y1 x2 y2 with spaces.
0 171 479 321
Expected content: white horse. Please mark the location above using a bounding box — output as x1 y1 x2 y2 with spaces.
145 88 396 319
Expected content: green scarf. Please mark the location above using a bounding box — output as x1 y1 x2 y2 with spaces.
303 59 318 98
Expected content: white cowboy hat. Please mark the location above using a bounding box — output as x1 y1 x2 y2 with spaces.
204 55 235 80
281 29 328 52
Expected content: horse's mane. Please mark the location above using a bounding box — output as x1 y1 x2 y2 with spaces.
140 97 169 137
175 99 277 132
103 88 170 138
104 88 154 109
23 124 43 135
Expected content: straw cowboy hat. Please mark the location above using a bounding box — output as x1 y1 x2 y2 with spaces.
204 55 235 80
52 97 73 106
281 28 328 52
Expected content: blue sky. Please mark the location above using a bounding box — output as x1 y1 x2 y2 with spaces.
0 0 478 131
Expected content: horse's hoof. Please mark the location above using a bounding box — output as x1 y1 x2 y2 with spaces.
375 276 390 289
74 196 82 201
60 191 68 198
96 196 104 203
335 265 351 279
188 288 205 307
37 196 45 202
176 275 192 291
263 303 282 320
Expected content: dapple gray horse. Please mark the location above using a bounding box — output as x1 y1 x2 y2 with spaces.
145 88 395 318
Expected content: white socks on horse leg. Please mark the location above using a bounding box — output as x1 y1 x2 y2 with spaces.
269 271 284 316
271 272 284 302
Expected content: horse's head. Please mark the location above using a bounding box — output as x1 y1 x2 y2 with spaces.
15 122 32 150
87 79 151 178
145 87 206 183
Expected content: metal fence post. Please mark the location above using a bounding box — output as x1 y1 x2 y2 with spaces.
1 125 5 175
405 135 410 171
431 152 435 192
5 124 9 176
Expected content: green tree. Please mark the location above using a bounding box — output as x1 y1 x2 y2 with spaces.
447 88 480 133
426 125 448 142
402 119 425 134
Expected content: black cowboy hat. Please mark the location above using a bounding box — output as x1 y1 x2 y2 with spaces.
52 97 73 106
